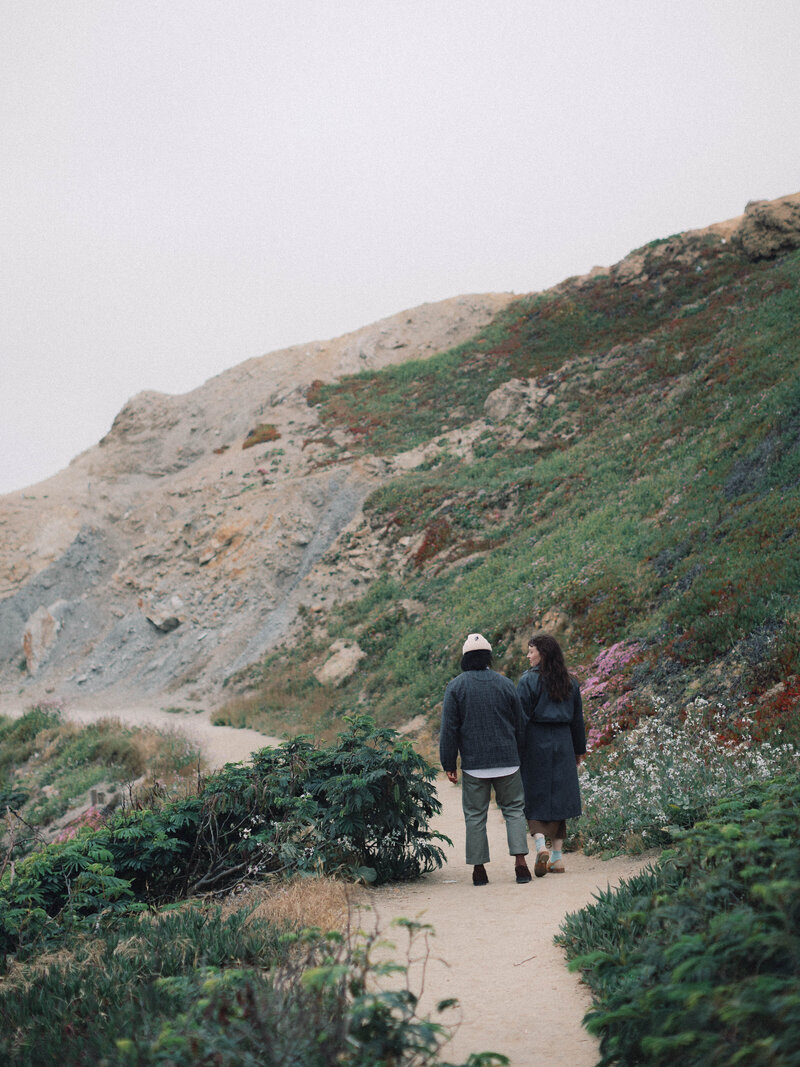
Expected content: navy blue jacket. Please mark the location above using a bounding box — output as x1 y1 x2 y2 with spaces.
517 667 586 821
439 668 526 773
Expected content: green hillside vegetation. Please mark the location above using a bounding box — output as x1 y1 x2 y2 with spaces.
220 239 800 747
557 768 800 1066
3 225 799 1065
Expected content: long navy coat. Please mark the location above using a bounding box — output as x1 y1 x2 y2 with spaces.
517 667 586 822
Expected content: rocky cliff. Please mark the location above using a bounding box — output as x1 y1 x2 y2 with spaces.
2 191 799 714
0 294 513 706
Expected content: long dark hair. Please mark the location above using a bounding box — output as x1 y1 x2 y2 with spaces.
528 633 571 702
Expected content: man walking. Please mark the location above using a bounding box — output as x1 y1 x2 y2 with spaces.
439 633 532 885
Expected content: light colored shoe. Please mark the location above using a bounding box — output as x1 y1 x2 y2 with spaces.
534 848 550 877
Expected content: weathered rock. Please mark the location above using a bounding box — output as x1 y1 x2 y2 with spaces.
484 379 531 421
314 640 366 686
731 192 800 260
484 378 552 422
144 595 184 632
23 600 70 674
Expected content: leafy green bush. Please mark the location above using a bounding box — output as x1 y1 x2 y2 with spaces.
0 717 449 957
0 902 506 1067
558 769 800 1065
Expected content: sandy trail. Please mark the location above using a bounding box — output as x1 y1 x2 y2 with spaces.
0 698 281 768
367 780 650 1067
2 699 646 1065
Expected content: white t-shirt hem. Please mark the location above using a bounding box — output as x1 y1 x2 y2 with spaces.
464 766 519 778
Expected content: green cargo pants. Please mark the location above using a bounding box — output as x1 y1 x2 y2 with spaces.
461 769 529 865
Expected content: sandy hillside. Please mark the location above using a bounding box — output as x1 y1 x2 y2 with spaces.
0 293 514 708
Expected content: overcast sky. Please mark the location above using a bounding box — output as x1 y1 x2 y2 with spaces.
2 1 799 495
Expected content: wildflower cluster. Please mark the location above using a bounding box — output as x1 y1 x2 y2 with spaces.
51 805 105 843
577 705 798 853
580 641 643 751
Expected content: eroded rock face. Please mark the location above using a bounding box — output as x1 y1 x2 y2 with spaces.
23 600 70 674
732 193 800 260
0 295 513 704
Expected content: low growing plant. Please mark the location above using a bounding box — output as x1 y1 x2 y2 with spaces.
0 899 507 1066
558 769 800 1065
577 706 798 854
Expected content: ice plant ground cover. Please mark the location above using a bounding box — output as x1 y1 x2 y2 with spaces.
557 769 800 1065
579 640 644 751
575 706 799 854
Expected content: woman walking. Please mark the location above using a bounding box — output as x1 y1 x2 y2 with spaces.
517 633 586 876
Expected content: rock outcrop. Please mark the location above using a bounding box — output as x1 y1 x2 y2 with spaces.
731 193 800 260
23 600 70 674
314 641 366 686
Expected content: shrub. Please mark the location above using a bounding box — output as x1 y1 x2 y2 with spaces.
558 769 800 1065
0 897 508 1066
0 717 449 956
0 904 476 1066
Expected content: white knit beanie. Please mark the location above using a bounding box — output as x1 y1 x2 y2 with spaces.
462 633 492 655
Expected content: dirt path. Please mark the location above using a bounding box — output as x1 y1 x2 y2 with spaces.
0 698 282 768
2 699 647 1065
367 780 650 1067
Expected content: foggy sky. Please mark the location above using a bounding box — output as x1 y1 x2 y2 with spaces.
2 1 799 494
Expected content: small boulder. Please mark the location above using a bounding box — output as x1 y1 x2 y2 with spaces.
144 595 185 632
314 640 366 686
484 378 552 422
483 379 531 421
539 609 573 637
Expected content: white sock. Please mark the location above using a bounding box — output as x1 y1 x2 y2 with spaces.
533 833 546 853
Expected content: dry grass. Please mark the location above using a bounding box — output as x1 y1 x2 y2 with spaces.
1 936 106 993
242 423 281 449
220 876 369 934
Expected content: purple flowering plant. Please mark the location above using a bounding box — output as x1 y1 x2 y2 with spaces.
580 641 644 752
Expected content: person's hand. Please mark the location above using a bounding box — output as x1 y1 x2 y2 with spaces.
446 770 458 784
